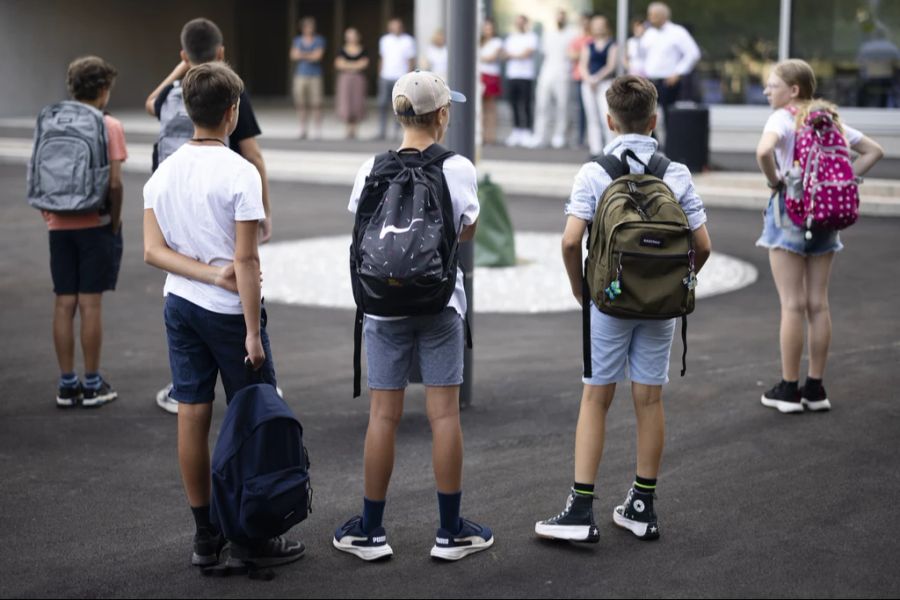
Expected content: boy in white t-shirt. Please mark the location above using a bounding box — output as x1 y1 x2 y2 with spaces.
143 63 303 569
376 18 417 140
333 71 493 562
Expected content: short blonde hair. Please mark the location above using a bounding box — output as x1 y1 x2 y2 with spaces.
393 95 443 129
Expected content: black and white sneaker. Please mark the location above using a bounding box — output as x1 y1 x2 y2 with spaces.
56 382 83 408
227 535 305 568
801 381 831 412
192 527 226 567
332 515 393 561
761 380 803 414
613 488 660 540
430 517 494 561
82 378 117 408
534 489 600 543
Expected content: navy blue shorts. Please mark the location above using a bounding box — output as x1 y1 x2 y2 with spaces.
49 225 121 295
164 293 277 405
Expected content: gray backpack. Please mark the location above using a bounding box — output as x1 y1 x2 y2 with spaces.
27 100 109 213
156 81 229 169
156 81 196 166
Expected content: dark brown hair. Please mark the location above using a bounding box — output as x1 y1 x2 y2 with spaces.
606 75 658 133
181 18 223 64
67 56 117 101
181 62 243 128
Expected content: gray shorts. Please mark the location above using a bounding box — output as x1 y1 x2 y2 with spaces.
364 308 464 390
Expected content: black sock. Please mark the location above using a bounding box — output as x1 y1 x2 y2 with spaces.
782 379 799 388
362 497 386 534
633 475 657 495
437 491 462 533
191 505 213 532
805 377 823 389
573 482 595 496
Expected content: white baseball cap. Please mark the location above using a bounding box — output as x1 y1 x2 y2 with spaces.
392 70 466 116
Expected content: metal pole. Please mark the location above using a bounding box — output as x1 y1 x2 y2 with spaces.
447 0 477 408
616 0 629 76
778 0 792 62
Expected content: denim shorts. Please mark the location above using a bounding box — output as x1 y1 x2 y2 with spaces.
164 294 277 404
583 304 676 387
364 308 464 390
755 193 843 256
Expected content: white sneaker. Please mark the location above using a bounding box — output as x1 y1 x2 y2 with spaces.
505 129 521 147
522 134 544 149
551 134 566 149
156 383 178 414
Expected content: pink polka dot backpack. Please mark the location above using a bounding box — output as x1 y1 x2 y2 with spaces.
784 105 860 239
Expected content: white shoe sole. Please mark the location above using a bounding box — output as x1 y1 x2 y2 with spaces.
613 510 659 539
761 395 804 413
332 538 393 561
534 522 599 542
82 392 117 407
430 535 494 561
56 397 79 408
802 397 831 411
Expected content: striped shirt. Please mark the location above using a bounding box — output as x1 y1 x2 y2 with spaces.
565 134 707 231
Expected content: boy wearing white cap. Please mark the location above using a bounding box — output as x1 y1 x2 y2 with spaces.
333 71 493 562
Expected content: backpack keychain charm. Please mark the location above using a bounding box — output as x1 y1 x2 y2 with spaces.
683 272 698 290
605 279 622 300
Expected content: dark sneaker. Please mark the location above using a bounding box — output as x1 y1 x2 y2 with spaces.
430 517 494 561
332 515 393 561
535 489 600 542
761 380 803 414
56 382 83 408
192 527 226 567
801 381 831 412
227 536 305 568
613 488 660 540
82 378 117 408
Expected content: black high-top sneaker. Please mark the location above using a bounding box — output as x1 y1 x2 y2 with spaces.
534 489 600 543
801 380 831 412
613 488 660 540
761 380 803 414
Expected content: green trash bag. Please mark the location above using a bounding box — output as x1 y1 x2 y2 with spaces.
474 174 516 267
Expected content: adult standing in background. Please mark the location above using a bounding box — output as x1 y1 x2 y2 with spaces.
335 27 370 140
503 14 539 147
480 19 504 146
640 2 700 141
376 18 416 140
290 16 326 140
528 9 577 149
568 13 592 148
580 15 618 155
626 18 647 76
423 29 448 80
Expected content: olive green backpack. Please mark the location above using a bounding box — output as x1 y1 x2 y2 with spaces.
582 150 698 377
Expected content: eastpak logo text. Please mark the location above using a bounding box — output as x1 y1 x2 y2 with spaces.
640 236 664 248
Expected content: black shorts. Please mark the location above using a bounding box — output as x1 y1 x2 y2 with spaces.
49 225 122 295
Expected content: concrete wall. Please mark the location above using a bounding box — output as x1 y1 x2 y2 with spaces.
0 0 238 117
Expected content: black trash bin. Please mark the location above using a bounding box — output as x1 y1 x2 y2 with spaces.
664 101 709 173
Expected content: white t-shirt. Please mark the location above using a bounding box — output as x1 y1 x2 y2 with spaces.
539 25 577 75
380 33 417 80
426 45 448 79
349 153 480 320
479 37 503 76
504 31 539 79
640 21 700 79
764 108 863 176
143 144 265 315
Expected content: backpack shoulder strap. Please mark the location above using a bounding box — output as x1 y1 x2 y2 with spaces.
421 143 455 168
353 307 364 398
647 152 671 179
593 154 628 180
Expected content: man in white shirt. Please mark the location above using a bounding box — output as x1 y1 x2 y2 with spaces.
377 18 417 140
639 2 700 144
528 9 578 149
503 15 539 146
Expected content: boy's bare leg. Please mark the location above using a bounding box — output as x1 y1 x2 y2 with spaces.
632 382 664 479
178 402 214 507
425 385 463 493
77 293 103 374
53 295 78 373
574 383 616 484
363 389 404 500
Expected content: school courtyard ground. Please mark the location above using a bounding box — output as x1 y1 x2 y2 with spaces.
0 111 899 598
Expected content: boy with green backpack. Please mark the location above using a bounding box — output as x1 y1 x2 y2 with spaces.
535 75 712 543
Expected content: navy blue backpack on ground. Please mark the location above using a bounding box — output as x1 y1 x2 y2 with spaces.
210 383 311 546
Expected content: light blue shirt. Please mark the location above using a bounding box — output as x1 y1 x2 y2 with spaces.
565 133 707 231
293 35 325 77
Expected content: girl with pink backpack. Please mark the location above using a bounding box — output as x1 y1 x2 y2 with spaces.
755 59 883 414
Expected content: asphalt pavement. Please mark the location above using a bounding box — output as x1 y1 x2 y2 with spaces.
0 163 898 598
